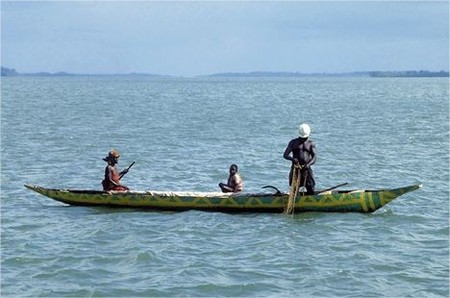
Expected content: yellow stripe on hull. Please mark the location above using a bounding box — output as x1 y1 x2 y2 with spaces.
24 184 422 213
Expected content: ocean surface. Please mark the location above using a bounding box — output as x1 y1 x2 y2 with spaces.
1 76 449 297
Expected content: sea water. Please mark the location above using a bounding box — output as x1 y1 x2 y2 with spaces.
1 76 449 297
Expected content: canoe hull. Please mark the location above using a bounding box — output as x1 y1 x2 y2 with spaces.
24 184 422 213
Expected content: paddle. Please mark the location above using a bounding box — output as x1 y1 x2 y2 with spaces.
315 182 348 195
119 161 135 179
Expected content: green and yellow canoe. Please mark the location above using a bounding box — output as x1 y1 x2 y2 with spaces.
24 183 421 213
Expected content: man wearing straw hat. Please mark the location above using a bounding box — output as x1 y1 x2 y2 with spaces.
283 123 317 195
101 149 130 191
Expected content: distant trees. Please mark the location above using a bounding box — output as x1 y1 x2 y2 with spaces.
207 70 449 78
1 67 18 76
369 70 449 77
1 66 448 77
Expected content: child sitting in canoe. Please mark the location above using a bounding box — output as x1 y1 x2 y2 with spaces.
219 164 243 193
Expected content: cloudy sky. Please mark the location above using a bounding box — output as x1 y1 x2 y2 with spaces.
1 1 448 76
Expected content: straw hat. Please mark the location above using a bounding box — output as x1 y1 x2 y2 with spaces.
103 149 120 162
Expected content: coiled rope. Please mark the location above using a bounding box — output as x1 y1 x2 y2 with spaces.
285 164 308 215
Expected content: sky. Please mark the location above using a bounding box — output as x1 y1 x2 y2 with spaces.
1 1 449 77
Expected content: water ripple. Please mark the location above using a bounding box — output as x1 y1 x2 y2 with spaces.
1 77 448 297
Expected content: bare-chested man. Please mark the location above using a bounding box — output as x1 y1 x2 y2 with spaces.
219 164 243 193
283 123 316 195
101 149 130 191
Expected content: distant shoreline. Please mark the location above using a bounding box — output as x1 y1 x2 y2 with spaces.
204 70 449 78
1 67 448 78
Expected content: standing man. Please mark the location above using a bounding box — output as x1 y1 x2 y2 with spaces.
219 164 244 193
101 149 130 191
283 123 316 195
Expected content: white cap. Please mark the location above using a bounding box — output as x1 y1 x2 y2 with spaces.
298 123 311 138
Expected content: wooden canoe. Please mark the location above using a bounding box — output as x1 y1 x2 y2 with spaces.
24 183 421 213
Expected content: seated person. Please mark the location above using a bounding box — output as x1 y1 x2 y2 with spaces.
101 149 130 191
219 164 243 193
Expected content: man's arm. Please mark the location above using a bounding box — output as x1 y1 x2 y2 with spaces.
283 140 299 164
233 175 243 192
283 140 295 162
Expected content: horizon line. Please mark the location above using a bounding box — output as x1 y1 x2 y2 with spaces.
1 67 449 78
